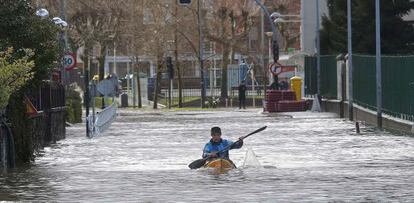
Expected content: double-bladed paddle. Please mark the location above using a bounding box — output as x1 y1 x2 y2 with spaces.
188 126 267 169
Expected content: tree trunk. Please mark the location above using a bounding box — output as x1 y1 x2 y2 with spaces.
220 46 230 98
134 57 142 108
98 45 107 81
98 45 107 108
230 12 236 65
174 0 182 108
153 58 162 109
175 43 182 108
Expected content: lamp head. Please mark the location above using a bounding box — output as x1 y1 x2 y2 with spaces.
270 12 281 20
36 8 49 18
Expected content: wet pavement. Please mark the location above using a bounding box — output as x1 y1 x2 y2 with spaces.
1 108 414 202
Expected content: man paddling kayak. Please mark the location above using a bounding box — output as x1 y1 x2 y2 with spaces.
202 127 243 160
189 126 266 169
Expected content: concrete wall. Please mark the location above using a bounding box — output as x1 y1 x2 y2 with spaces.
322 100 413 134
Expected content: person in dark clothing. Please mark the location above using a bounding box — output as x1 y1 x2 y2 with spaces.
279 78 289 90
202 127 243 160
238 80 247 109
269 75 279 90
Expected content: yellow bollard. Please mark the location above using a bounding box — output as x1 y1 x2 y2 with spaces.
290 76 302 101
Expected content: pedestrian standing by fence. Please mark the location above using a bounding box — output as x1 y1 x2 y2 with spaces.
238 80 247 109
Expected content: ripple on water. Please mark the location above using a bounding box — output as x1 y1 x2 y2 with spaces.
2 110 414 202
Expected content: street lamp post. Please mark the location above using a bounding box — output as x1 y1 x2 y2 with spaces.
347 0 354 121
36 8 68 138
254 0 279 63
316 0 321 99
59 0 68 86
260 9 265 100
36 10 68 84
375 0 382 129
265 32 273 65
254 0 280 105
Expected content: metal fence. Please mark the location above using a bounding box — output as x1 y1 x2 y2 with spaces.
304 55 337 98
305 54 414 122
151 69 266 107
304 56 317 95
159 85 266 107
25 82 66 112
353 54 414 121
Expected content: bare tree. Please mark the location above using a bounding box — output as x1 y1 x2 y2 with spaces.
273 4 300 52
205 0 259 98
67 1 125 83
136 0 175 109
121 0 146 108
173 2 200 108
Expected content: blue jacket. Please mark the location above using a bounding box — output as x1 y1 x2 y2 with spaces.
202 138 243 159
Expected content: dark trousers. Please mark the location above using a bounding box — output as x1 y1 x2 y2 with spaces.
239 98 246 109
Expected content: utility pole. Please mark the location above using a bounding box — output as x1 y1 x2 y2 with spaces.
60 0 67 86
135 57 142 108
174 0 183 108
85 69 90 138
260 8 265 104
375 0 382 129
316 0 321 99
347 0 354 121
254 0 280 102
85 55 92 138
198 0 206 108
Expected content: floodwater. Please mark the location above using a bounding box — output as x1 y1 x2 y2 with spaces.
1 109 414 202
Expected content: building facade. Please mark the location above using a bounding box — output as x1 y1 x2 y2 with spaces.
300 0 328 55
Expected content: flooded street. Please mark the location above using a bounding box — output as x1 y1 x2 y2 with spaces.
1 109 414 202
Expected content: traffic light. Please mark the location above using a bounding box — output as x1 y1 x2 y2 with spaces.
272 40 279 62
166 57 174 79
178 0 191 5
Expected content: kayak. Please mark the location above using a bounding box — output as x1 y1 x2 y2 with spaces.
203 158 236 172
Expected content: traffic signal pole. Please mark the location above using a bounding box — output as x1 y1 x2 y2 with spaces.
253 0 279 104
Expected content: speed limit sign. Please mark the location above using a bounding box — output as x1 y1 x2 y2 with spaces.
63 52 77 71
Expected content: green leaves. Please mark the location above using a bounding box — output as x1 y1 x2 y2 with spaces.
321 0 414 55
0 47 34 109
0 0 60 83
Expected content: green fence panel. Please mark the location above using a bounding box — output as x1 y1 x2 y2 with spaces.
320 55 337 99
305 54 414 121
382 56 414 120
353 54 414 121
304 55 337 98
353 55 377 110
304 56 317 95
